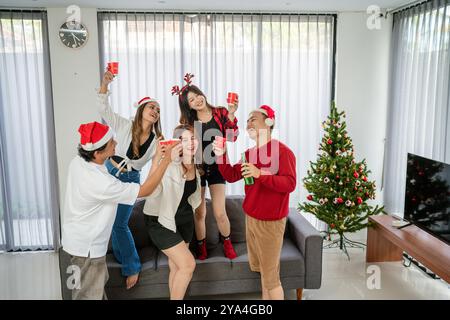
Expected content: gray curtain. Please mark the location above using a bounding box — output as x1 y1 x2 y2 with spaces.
383 0 450 216
0 10 60 251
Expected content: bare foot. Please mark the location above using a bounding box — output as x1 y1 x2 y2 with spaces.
126 273 139 290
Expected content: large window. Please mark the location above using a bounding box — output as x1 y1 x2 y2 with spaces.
98 12 335 229
384 0 450 216
0 10 59 251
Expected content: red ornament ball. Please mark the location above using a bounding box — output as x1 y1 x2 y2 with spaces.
327 139 333 145
307 195 313 201
353 172 359 178
337 197 344 204
357 197 363 204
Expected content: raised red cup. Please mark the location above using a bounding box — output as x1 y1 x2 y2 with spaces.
159 138 180 146
227 92 238 104
107 62 119 75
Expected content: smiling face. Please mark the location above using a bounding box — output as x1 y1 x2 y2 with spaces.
180 129 199 158
187 91 207 111
246 111 270 141
141 102 160 124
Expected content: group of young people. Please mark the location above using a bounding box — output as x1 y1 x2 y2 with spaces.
61 70 297 300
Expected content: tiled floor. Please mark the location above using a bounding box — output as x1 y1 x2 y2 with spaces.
0 251 61 300
302 246 449 300
0 245 449 300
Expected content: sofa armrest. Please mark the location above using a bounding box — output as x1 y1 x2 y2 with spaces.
287 208 323 289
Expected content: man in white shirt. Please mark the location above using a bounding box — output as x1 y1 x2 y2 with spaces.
62 121 176 300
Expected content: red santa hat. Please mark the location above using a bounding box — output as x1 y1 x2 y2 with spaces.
250 105 275 127
78 121 113 151
134 96 159 108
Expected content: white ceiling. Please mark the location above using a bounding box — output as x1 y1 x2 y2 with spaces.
0 0 414 12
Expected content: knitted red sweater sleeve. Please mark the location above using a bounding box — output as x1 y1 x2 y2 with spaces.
258 148 297 193
217 154 243 183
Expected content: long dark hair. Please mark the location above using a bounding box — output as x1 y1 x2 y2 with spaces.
132 102 163 158
178 85 214 125
173 123 204 177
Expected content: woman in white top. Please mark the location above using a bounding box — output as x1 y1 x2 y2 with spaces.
143 124 202 300
98 70 163 289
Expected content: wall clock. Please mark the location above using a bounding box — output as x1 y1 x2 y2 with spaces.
59 21 88 49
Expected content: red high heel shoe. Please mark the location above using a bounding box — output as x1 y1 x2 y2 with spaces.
223 238 237 260
197 240 208 260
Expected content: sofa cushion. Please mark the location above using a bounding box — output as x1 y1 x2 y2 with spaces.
154 238 305 284
200 196 246 247
204 198 221 248
156 245 234 283
129 200 153 248
231 239 306 280
225 195 246 243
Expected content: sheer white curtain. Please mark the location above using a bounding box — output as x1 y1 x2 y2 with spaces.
0 11 60 251
384 0 450 217
98 12 335 230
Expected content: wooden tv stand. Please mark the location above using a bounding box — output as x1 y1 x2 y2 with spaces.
366 214 450 283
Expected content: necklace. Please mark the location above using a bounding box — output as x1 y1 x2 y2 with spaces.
182 163 194 179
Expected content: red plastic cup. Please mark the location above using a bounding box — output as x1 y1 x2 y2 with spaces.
159 138 180 146
107 62 119 75
227 92 238 104
214 136 226 148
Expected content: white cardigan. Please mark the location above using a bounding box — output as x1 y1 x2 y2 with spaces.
143 162 202 233
97 91 157 172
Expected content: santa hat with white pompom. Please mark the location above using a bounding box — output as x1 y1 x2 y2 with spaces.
250 105 276 127
78 121 113 151
134 96 160 109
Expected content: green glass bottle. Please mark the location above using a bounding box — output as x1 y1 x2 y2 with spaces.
241 153 254 185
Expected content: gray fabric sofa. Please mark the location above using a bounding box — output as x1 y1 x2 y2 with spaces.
59 195 323 300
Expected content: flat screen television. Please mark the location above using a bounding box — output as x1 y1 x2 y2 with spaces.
404 153 450 245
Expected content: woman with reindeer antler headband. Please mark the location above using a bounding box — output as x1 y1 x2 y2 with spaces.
172 73 239 260
97 69 164 290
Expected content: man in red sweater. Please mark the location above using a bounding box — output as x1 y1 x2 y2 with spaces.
213 105 297 300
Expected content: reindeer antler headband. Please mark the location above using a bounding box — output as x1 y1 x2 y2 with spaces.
171 73 194 96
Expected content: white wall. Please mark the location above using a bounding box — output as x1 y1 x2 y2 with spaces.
47 8 101 203
335 12 392 207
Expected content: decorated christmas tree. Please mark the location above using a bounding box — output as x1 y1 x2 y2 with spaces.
298 102 384 258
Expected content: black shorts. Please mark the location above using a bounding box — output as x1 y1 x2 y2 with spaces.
201 163 226 187
144 215 194 250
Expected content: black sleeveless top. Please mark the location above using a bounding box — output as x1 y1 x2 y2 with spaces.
111 132 155 170
201 117 221 165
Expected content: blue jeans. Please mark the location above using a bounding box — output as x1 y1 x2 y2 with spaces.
105 159 141 277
